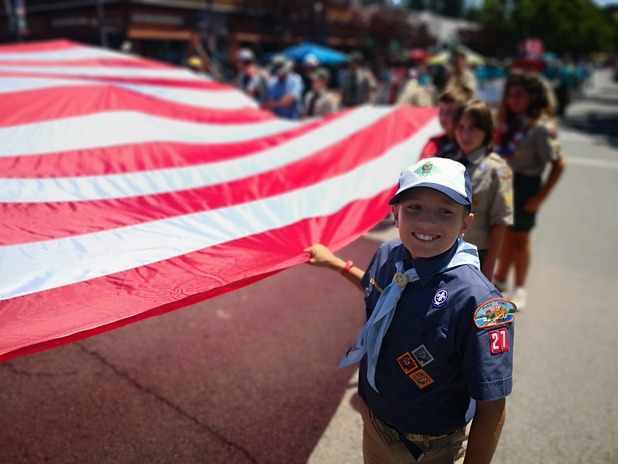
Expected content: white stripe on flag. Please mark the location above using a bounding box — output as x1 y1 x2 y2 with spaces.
0 110 299 158
0 76 258 110
0 107 394 203
0 45 131 62
0 65 199 80
0 116 440 301
0 76 90 94
119 83 259 110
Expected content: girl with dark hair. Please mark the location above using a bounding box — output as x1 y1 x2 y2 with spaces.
449 100 514 280
492 70 566 309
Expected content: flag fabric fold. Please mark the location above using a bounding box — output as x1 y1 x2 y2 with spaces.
0 40 439 362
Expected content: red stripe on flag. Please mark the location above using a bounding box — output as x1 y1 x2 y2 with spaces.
1 107 431 245
0 191 394 362
0 70 232 90
0 39 79 53
0 115 335 178
0 84 273 129
0 106 395 180
0 58 177 69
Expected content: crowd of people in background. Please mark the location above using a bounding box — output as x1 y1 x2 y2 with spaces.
189 43 571 309
186 42 593 123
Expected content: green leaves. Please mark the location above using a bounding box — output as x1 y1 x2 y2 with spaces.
476 0 616 55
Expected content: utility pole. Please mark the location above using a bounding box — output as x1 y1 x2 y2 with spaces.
4 0 28 42
96 0 109 48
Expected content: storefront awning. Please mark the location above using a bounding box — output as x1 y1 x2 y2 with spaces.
128 28 193 41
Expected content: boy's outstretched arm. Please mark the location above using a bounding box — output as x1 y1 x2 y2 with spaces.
304 244 366 293
464 398 506 464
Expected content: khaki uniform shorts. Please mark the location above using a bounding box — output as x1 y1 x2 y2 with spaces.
359 399 468 464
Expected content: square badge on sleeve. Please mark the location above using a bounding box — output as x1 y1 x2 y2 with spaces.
489 328 510 354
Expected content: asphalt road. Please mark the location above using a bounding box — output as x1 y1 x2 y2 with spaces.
1 69 616 464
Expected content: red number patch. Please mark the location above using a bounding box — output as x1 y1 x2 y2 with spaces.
489 328 509 354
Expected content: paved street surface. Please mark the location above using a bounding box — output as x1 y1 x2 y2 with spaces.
1 70 617 464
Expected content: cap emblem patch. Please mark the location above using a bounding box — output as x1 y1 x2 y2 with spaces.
415 161 441 178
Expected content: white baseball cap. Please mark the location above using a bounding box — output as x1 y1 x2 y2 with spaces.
389 157 472 206
236 48 255 62
303 54 320 67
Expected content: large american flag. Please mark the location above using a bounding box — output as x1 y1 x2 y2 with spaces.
0 40 439 362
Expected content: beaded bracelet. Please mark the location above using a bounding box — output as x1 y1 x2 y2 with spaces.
341 260 354 276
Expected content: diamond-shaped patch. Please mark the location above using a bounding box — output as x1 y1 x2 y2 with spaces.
410 369 434 389
397 352 419 374
412 344 434 367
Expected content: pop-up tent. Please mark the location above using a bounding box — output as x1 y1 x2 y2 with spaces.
279 42 349 65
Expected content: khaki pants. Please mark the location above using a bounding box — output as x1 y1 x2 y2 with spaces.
359 400 468 464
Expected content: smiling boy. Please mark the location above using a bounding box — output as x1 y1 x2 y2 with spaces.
306 157 515 463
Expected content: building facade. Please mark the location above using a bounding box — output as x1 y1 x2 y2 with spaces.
1 1 357 63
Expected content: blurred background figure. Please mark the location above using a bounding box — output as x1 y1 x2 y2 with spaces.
302 67 339 118
233 48 268 104
492 70 565 309
511 39 559 115
339 50 377 108
553 58 579 117
186 55 211 78
511 50 558 117
263 55 303 120
301 53 320 98
446 45 478 97
449 100 513 280
374 52 432 107
420 85 473 161
120 40 133 54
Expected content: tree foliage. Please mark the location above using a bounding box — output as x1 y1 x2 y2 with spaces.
235 0 617 57
475 0 616 56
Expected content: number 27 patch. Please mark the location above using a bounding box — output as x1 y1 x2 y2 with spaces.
489 328 510 354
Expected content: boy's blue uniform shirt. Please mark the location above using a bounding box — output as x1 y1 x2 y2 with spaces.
358 238 514 437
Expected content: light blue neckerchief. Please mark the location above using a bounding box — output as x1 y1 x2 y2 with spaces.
339 238 480 392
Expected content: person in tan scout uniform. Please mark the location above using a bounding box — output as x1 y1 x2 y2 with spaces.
447 100 513 281
302 67 339 118
374 53 432 107
339 51 378 107
492 70 565 309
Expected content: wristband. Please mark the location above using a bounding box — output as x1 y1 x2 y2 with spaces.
341 260 354 276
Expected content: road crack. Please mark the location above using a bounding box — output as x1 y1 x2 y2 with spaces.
76 343 258 463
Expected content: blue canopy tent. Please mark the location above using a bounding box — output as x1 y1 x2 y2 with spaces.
279 42 349 65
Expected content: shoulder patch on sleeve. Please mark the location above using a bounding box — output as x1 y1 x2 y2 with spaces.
497 166 512 181
474 298 516 328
